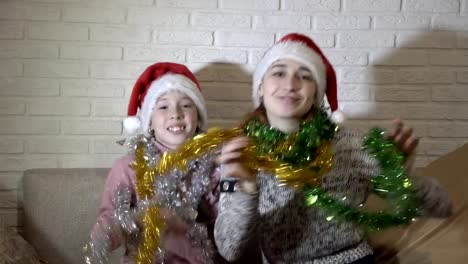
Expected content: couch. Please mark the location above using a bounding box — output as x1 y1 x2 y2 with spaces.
21 168 122 264
19 144 468 264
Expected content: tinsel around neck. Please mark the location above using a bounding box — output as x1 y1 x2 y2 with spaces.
243 107 338 167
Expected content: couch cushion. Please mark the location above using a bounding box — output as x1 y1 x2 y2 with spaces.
22 168 122 264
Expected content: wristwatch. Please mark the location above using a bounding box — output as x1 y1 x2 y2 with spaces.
220 179 239 192
220 179 257 194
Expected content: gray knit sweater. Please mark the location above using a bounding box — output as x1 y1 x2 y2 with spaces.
214 128 453 264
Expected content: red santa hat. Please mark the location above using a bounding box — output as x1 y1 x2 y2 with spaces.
123 62 207 136
252 33 345 123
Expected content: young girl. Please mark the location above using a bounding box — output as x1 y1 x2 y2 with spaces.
85 62 220 264
214 33 453 264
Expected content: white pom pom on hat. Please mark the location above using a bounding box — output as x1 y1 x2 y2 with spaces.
123 116 141 136
331 110 346 124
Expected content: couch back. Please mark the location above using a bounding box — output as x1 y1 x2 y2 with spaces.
22 168 122 264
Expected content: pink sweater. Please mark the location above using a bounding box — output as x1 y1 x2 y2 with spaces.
90 141 220 264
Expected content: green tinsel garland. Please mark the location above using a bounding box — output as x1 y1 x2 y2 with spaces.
303 128 420 230
244 107 337 167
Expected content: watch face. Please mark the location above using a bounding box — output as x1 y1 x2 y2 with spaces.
220 180 238 192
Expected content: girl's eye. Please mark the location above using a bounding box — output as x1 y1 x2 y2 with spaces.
157 105 167 110
181 101 193 108
300 75 314 81
272 71 285 77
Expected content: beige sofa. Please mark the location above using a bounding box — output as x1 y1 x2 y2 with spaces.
19 144 468 264
21 168 122 264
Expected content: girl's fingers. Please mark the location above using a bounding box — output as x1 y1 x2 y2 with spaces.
402 136 419 156
394 126 413 148
223 164 254 180
216 152 242 165
221 137 250 153
388 119 403 140
388 119 418 154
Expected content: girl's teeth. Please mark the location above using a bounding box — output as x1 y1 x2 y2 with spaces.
168 126 184 132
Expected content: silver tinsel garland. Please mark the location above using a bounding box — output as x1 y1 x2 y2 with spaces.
84 135 216 264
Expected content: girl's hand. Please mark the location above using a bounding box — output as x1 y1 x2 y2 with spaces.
130 204 187 236
159 208 188 234
216 137 256 182
387 119 419 156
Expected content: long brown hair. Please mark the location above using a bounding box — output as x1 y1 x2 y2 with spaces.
241 101 317 128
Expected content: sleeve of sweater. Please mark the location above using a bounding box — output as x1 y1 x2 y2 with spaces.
213 167 260 262
89 155 135 251
411 175 453 218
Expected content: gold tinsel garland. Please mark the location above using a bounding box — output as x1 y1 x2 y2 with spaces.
154 127 333 188
133 143 165 264
135 206 166 264
133 127 333 264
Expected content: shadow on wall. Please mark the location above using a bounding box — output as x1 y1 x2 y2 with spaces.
193 62 253 128
339 30 466 168
341 30 461 120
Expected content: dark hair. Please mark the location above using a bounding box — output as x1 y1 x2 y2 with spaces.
241 102 316 127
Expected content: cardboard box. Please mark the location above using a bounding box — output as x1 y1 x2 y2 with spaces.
370 143 468 264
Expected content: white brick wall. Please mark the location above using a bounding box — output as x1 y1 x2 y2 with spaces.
344 0 401 12
1 0 468 227
374 15 431 29
28 23 89 41
156 31 214 45
458 32 468 48
214 31 274 47
156 0 218 8
61 45 123 60
0 41 59 59
0 139 24 154
374 85 429 102
433 15 468 31
403 0 460 13
397 32 456 48
396 68 455 84
28 138 89 154
338 32 395 48
192 12 251 28
62 7 126 23
277 32 335 47
253 15 311 29
282 0 341 12
370 50 429 66
90 25 151 43
127 8 189 26
314 15 371 30
0 22 24 40
220 0 279 10
0 61 23 77
0 99 27 115
24 61 88 78
188 48 248 63
0 3 61 21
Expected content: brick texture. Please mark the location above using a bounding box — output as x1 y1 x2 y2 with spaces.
0 0 467 227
